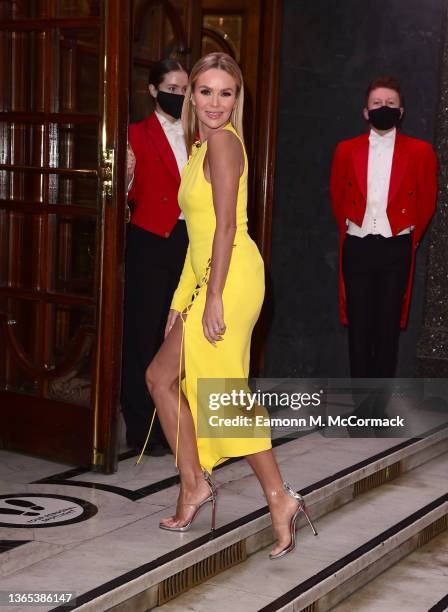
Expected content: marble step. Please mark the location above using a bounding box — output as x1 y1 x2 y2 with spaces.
330 528 448 612
67 426 448 611
149 452 448 612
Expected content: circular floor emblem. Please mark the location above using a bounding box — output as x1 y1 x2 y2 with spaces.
0 494 97 528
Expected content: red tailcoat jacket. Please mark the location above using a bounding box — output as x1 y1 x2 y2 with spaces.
128 113 181 237
330 131 437 329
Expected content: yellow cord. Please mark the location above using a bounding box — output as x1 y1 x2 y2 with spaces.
135 408 156 465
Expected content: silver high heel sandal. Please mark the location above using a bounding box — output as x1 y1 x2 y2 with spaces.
159 469 217 532
269 482 318 560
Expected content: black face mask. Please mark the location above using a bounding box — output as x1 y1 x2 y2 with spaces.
368 106 401 131
156 90 184 120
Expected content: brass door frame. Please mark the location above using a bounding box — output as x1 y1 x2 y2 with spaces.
93 0 130 472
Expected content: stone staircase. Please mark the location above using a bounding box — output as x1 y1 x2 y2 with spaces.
66 423 448 612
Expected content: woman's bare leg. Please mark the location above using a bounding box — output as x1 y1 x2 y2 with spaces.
246 449 302 556
145 316 211 528
146 317 305 540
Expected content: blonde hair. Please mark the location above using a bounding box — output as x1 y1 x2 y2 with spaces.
182 52 244 153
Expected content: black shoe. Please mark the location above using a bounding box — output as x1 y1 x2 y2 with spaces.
146 442 171 456
126 435 140 451
126 436 171 457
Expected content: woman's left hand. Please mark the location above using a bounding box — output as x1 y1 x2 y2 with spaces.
202 293 226 345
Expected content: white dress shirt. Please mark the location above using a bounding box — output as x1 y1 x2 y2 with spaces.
155 111 187 220
347 128 412 237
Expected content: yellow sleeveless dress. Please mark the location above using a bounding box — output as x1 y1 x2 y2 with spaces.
166 123 272 473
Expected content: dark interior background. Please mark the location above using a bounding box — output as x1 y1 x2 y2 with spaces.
265 0 444 378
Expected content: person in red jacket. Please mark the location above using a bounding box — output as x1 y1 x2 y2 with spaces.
122 59 188 455
330 76 437 379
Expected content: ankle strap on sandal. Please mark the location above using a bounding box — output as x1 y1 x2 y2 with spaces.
202 468 217 495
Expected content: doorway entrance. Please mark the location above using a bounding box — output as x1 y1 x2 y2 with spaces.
0 0 130 472
0 0 281 472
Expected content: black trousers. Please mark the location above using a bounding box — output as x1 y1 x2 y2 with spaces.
342 233 412 379
121 222 188 446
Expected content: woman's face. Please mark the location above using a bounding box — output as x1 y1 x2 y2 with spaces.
191 68 238 134
148 70 188 99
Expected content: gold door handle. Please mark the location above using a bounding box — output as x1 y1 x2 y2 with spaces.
100 148 115 198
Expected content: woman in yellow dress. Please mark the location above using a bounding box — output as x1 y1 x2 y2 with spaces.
145 53 317 559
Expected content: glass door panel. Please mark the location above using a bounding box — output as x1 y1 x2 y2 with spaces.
55 1 100 19
0 2 47 21
49 214 96 296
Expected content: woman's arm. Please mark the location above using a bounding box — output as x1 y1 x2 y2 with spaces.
170 244 197 312
165 244 197 337
203 129 244 345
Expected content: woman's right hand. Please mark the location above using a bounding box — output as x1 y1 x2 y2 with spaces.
165 309 180 338
127 143 136 183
